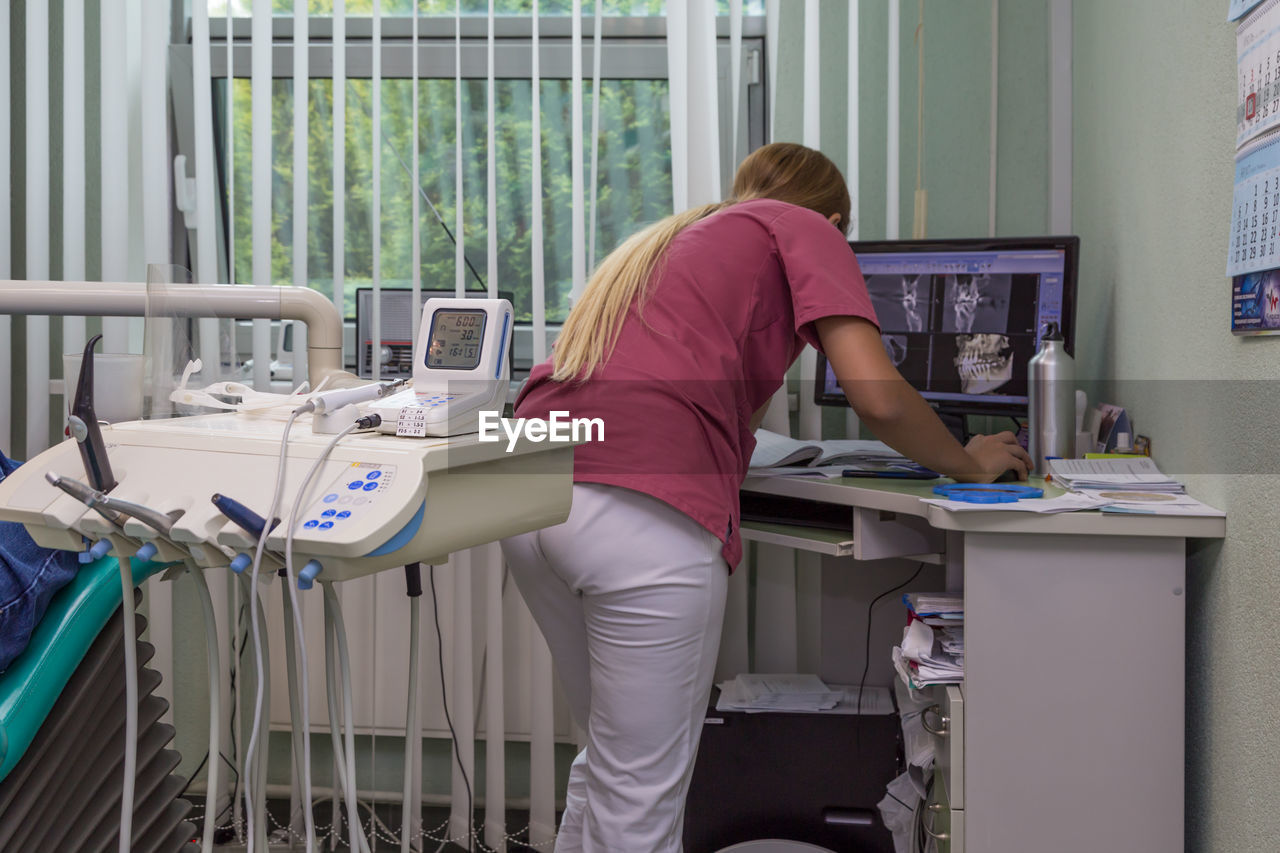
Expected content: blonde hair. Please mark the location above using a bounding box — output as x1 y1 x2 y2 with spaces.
551 143 850 382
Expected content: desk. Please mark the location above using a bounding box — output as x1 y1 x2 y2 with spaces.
740 475 1225 853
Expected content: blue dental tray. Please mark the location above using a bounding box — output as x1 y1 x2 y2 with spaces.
931 483 1044 503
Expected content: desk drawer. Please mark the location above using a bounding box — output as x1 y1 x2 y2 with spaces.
926 684 964 810
921 768 963 853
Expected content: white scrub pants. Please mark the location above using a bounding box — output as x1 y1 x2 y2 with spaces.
501 483 729 853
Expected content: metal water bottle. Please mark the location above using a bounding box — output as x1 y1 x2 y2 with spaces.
1028 322 1075 477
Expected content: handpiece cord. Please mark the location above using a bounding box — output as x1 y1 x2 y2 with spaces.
116 561 138 853
281 419 361 852
238 572 272 851
281 592 308 844
429 565 474 849
401 564 423 853
190 569 223 853
324 582 368 853
244 408 302 850
322 586 372 853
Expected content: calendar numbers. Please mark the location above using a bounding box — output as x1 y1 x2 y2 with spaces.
1228 129 1280 276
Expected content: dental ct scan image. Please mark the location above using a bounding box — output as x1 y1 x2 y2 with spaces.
849 240 1069 411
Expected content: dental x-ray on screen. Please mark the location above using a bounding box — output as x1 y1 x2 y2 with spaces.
820 236 1079 416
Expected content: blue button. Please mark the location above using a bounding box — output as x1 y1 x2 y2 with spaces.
336 511 351 519
319 521 334 530
366 471 381 480
322 510 336 518
323 493 338 503
347 481 363 490
362 481 378 491
304 520 319 529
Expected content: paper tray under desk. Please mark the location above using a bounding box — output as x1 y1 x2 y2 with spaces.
740 520 856 556
739 493 945 561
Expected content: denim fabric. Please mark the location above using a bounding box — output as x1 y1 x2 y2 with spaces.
0 451 80 672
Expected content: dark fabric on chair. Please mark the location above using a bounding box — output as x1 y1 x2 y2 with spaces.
0 450 80 671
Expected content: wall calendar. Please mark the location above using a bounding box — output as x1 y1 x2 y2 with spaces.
1232 0 1280 331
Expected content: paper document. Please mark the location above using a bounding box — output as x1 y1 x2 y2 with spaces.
922 492 1111 514
716 676 894 715
1046 457 1184 492
716 673 842 712
1100 498 1226 517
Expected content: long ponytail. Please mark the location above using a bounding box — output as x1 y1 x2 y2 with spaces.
549 142 849 382
550 201 728 381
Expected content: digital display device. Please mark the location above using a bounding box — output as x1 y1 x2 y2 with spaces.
369 297 513 437
426 309 488 370
817 236 1079 416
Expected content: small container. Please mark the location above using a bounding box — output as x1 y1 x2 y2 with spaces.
1027 322 1075 477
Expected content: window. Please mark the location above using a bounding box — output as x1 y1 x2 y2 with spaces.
176 11 765 323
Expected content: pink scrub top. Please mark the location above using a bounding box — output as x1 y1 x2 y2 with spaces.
515 198 878 569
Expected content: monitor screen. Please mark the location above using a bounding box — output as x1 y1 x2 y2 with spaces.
817 236 1079 415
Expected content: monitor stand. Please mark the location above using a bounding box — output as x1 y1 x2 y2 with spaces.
937 411 968 444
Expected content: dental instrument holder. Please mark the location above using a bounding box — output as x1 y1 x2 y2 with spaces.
69 335 118 493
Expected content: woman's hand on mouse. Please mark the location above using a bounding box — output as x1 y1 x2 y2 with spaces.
958 432 1032 483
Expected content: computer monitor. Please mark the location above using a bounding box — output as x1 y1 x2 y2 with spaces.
815 236 1079 417
355 287 515 379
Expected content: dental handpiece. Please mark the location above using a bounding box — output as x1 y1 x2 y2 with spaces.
303 377 410 415
90 494 184 538
45 472 127 529
211 493 280 540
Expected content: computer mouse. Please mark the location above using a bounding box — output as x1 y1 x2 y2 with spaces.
994 468 1023 483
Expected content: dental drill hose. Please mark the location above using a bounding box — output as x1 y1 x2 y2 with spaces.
401 563 423 853
243 408 302 851
190 570 223 853
323 584 367 853
278 416 375 852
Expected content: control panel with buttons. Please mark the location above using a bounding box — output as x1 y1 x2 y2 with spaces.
301 462 396 536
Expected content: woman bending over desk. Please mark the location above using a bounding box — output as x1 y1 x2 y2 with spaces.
501 142 1031 852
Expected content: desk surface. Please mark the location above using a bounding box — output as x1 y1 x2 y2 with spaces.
741 474 1227 540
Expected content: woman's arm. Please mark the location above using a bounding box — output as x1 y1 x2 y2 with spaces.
814 316 1032 483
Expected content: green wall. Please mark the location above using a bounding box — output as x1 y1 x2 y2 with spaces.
1074 2 1279 849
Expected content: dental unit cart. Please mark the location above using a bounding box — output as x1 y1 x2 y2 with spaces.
0 294 570 853
0 414 572 581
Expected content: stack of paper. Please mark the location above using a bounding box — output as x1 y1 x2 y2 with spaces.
1046 457 1185 493
715 673 842 712
903 592 963 624
892 594 965 688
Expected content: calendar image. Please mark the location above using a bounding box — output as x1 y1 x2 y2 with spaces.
1237 0 1280 146
1232 269 1280 334
1227 126 1280 277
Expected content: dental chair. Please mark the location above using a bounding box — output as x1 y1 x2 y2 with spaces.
0 555 198 852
